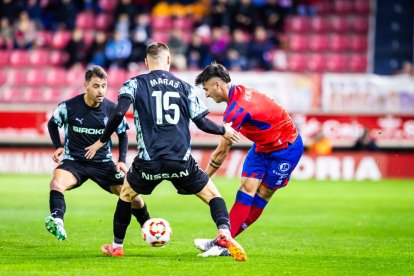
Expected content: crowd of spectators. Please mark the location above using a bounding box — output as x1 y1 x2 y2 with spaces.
0 0 303 71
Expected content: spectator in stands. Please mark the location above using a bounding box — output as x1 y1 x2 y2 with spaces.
209 26 230 65
225 28 250 71
395 61 414 76
230 0 257 33
352 128 378 151
114 0 137 22
308 130 333 155
262 0 283 32
130 13 151 67
25 0 42 26
65 28 86 68
168 28 188 70
186 33 211 70
86 31 107 68
248 26 275 70
0 0 22 24
208 0 231 30
105 30 133 69
53 0 77 30
13 11 37 49
114 13 130 39
0 17 13 49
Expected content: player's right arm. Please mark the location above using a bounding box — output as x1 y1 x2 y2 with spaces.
206 136 232 178
48 103 66 163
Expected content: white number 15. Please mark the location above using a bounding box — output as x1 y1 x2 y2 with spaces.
152 91 180 125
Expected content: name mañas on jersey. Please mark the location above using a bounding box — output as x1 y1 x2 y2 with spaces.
72 126 104 135
150 77 180 88
141 170 189 180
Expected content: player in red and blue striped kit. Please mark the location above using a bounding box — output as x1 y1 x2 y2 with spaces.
194 62 304 257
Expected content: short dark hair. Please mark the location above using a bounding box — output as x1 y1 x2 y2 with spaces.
195 62 231 86
85 65 107 82
146 42 170 58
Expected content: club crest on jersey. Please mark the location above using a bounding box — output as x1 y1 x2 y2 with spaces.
278 162 291 173
103 116 108 126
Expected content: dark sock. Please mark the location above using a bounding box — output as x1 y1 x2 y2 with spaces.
131 203 150 227
209 197 230 230
49 190 65 220
113 199 132 244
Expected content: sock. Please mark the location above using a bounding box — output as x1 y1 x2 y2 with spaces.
113 199 132 244
49 190 65 220
234 194 268 238
131 203 150 227
209 197 230 230
229 190 254 237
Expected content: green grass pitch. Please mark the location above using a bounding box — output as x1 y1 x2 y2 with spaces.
0 174 413 275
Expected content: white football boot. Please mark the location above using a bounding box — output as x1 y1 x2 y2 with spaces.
194 238 216 252
197 245 230 257
45 216 67 241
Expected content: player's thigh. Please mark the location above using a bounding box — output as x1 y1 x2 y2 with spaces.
119 178 139 202
196 179 222 204
50 168 78 192
240 146 266 195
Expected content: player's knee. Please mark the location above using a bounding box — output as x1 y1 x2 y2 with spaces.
49 178 67 193
131 195 145 208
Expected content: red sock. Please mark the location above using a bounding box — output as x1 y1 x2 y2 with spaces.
234 205 265 238
229 190 254 237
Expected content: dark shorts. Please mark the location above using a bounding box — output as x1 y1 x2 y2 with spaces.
127 156 209 195
57 160 125 193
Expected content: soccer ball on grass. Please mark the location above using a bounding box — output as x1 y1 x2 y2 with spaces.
141 218 172 247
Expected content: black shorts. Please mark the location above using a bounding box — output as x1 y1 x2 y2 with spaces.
57 160 125 193
127 156 209 195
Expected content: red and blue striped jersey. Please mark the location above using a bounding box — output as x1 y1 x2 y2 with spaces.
223 85 298 153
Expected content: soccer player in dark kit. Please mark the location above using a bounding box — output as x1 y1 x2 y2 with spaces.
45 65 149 241
85 42 247 261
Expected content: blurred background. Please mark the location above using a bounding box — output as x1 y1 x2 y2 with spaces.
0 0 413 180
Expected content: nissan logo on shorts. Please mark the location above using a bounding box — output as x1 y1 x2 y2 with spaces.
279 162 291 172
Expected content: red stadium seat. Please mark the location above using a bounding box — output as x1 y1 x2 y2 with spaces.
5 87 31 103
152 31 170 44
309 34 329 52
284 16 310 33
307 53 326 72
45 68 67 88
8 69 28 86
314 1 333 15
106 88 118 102
99 0 117 12
310 16 330 33
51 31 72 49
66 66 85 86
329 34 349 52
26 69 46 87
351 16 369 33
76 12 95 30
173 16 193 31
108 68 127 88
95 13 114 31
29 49 50 66
287 34 309 52
151 16 173 31
326 54 347 72
0 51 10 66
349 34 368 52
354 1 371 14
48 88 64 103
49 50 68 66
330 16 351 33
0 69 6 85
9 50 30 67
36 31 53 48
334 0 353 14
287 53 307 72
348 54 367 72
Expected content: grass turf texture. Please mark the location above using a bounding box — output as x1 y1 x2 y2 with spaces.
0 174 413 275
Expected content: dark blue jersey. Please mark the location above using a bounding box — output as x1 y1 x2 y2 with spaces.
118 70 208 161
51 94 128 162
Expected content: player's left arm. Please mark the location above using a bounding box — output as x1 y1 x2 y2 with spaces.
85 96 132 159
206 135 232 178
115 117 129 173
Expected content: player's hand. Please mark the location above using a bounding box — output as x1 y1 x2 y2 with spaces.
52 147 65 163
223 123 240 143
116 162 128 174
84 140 106 159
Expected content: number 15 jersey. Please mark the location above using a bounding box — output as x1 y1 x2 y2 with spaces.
118 70 208 161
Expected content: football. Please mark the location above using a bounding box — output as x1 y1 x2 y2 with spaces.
141 218 172 247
